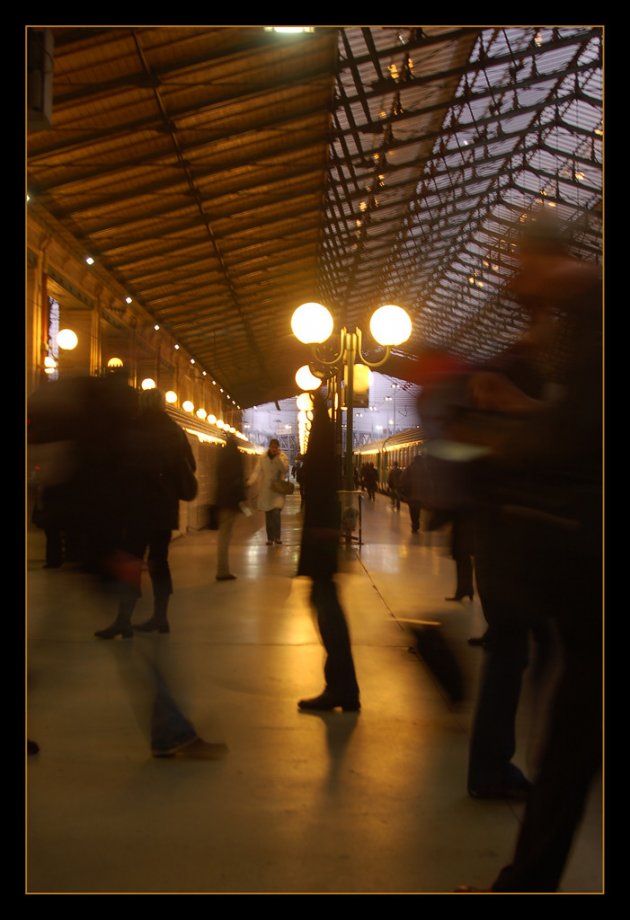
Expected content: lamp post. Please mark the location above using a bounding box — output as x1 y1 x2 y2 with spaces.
291 302 412 490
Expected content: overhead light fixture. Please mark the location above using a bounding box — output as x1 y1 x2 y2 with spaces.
190 358 195 364
182 400 194 413
154 324 160 331
165 391 177 404
125 296 133 304
85 256 94 265
107 357 124 368
220 388 224 393
534 29 543 46
264 26 314 33
174 344 180 350
196 408 207 420
208 414 217 425
57 328 78 350
202 371 207 377
291 302 334 344
575 171 585 181
141 378 156 390
212 380 217 385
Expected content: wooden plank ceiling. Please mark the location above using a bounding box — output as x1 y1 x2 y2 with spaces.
28 26 602 406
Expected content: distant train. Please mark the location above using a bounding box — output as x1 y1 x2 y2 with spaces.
355 426 424 493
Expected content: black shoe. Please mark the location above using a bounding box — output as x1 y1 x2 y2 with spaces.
94 624 133 639
469 782 531 801
275 540 282 545
298 691 361 713
467 635 487 647
469 766 531 800
216 574 237 581
445 593 474 602
266 540 273 545
133 618 170 634
153 738 228 760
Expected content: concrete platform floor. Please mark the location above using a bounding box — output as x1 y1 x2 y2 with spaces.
26 494 603 894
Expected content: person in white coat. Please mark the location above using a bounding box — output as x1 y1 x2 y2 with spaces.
248 438 290 544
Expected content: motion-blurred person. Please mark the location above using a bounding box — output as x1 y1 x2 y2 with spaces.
399 452 426 534
457 219 602 891
248 438 290 545
445 513 474 603
215 435 246 581
297 393 360 712
365 463 378 502
388 461 403 510
94 388 197 638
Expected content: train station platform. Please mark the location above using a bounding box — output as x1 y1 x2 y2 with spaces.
26 493 603 894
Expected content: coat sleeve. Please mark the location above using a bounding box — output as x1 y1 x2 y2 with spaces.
278 452 290 474
246 457 261 487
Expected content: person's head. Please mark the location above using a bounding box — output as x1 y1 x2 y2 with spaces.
140 388 166 414
268 438 280 457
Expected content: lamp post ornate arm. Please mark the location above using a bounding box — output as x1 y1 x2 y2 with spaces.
291 303 412 491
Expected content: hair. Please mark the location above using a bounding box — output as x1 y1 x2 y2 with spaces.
269 438 280 447
140 388 166 412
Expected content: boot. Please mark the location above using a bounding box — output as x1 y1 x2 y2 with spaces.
134 592 170 634
95 597 135 639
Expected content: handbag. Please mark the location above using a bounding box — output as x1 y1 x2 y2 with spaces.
271 477 295 495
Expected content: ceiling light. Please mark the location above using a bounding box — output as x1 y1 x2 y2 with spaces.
125 296 133 304
190 358 195 364
165 391 177 404
174 344 180 350
85 256 94 265
264 26 314 33
154 324 160 331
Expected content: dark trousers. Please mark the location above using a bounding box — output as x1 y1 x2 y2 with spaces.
492 536 602 891
468 509 547 791
265 508 281 541
408 501 421 532
311 578 359 700
123 528 173 598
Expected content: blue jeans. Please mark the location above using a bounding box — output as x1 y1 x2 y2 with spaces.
150 664 197 755
265 508 281 541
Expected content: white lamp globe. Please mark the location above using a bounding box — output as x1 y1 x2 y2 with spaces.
182 400 194 413
291 302 333 344
196 408 207 420
165 390 177 404
141 378 156 390
296 392 312 411
369 305 412 346
57 329 78 350
208 414 217 425
295 365 322 391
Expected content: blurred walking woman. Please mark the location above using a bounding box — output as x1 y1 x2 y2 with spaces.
94 389 196 638
248 438 289 545
297 394 360 712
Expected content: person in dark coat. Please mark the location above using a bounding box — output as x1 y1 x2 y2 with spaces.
365 463 378 502
297 394 360 712
94 388 196 638
215 435 246 581
457 226 602 891
388 462 403 510
399 453 426 533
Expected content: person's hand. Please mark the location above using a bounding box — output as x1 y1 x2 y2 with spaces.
468 372 541 413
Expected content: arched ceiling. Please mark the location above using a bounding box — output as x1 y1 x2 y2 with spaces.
27 25 602 407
